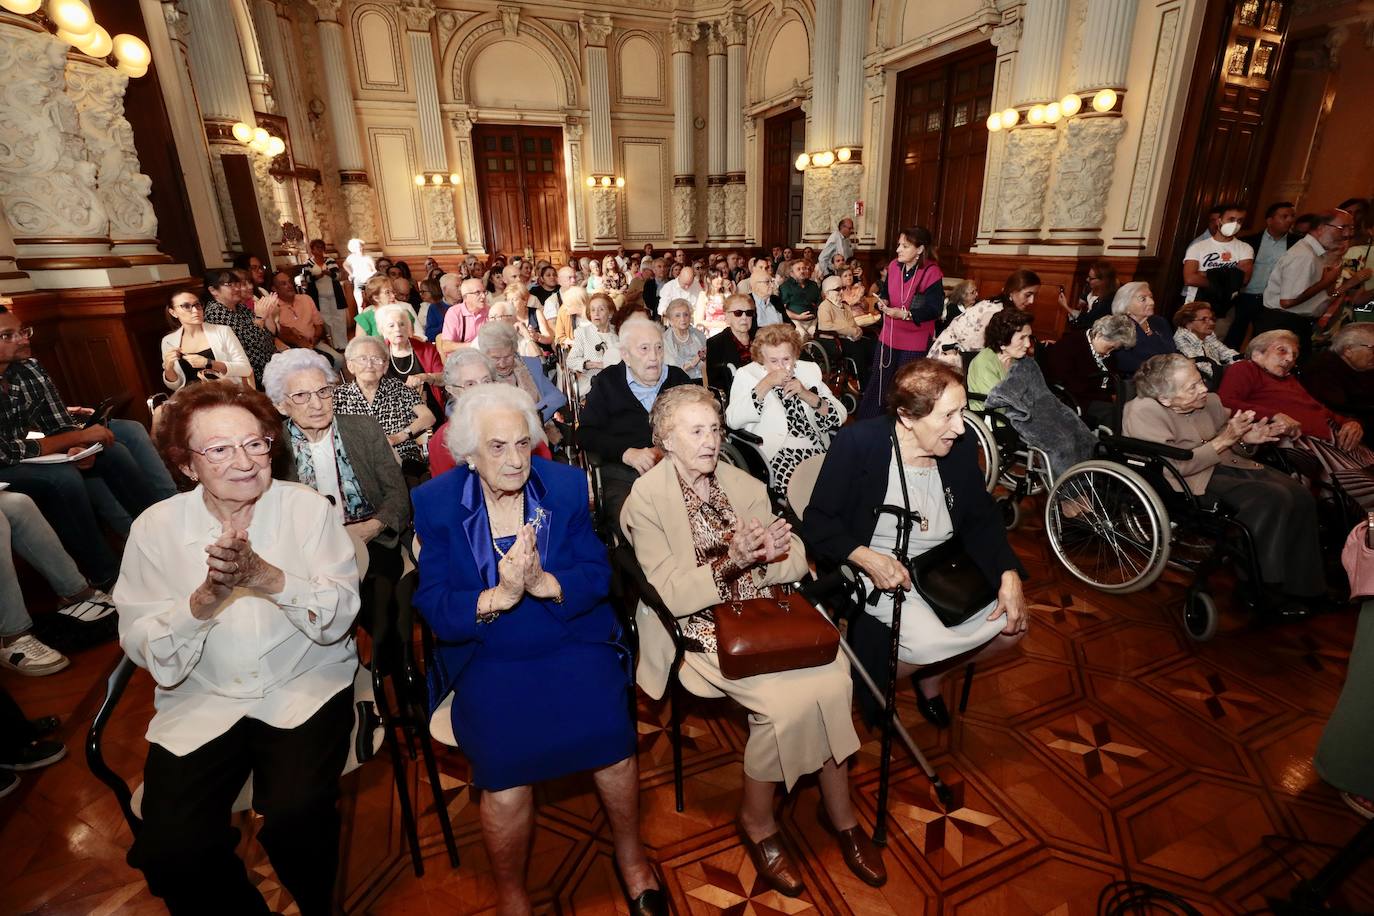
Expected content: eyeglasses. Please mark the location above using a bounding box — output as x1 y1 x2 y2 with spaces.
349 355 386 366
284 385 336 405
0 327 34 342
1326 223 1354 233
173 301 204 312
188 435 274 464
728 309 756 317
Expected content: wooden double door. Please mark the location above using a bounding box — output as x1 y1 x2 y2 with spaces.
887 44 995 273
472 124 569 264
761 108 806 248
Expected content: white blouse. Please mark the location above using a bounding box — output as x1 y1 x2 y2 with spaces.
115 480 360 755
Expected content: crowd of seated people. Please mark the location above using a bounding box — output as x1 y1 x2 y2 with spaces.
6 204 1372 911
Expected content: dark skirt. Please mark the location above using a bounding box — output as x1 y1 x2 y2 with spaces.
1315 600 1374 796
1204 465 1325 597
857 346 925 419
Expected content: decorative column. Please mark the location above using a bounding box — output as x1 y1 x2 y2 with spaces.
992 0 1069 244
0 19 113 281
401 0 459 251
583 13 619 246
722 13 746 242
65 58 164 267
1043 0 1138 246
670 19 698 245
183 0 282 251
233 0 273 114
829 0 868 238
450 112 485 254
705 24 727 243
802 0 838 242
565 117 587 251
974 16 1022 247
310 0 379 247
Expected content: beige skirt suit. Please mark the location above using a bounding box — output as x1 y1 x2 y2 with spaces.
621 459 859 789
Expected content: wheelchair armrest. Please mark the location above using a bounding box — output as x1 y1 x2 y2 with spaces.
729 427 764 446
1098 433 1194 463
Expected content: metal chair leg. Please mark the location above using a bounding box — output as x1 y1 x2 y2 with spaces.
959 662 976 714
373 670 425 877
416 726 460 869
669 677 685 813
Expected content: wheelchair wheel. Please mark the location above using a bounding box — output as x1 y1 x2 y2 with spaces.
1183 590 1218 642
719 436 771 485
1000 497 1021 531
1045 459 1171 593
801 340 830 375
962 410 1000 494
841 391 859 414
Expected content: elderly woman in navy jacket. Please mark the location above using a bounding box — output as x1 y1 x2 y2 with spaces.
800 359 1028 728
411 384 664 916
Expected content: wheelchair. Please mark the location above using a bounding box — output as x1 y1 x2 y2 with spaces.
801 332 861 415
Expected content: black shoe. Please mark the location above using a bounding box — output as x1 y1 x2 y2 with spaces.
912 684 951 729
0 739 66 771
614 861 669 916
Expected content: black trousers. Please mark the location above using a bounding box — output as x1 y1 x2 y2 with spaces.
0 685 37 756
1223 293 1264 350
1254 307 1317 366
359 539 403 673
128 688 353 916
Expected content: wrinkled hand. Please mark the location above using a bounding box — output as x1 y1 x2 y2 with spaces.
254 293 280 320
1270 413 1304 438
403 374 426 390
494 533 529 608
1337 420 1364 451
851 546 911 592
727 518 769 569
780 377 806 399
345 518 385 544
760 517 791 563
989 572 1028 635
1241 418 1282 445
387 430 410 447
622 446 660 475
1222 409 1257 445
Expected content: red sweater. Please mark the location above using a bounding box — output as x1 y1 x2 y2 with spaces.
1217 359 1346 438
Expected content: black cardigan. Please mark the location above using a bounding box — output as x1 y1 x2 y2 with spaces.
800 415 1025 723
578 363 692 462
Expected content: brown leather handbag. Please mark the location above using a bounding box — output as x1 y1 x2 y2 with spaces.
712 586 840 680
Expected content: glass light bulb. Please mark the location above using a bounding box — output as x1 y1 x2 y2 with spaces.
111 33 151 67
1027 105 1045 125
432 173 444 185
252 127 269 145
47 0 93 35
1060 93 1082 117
266 137 286 157
116 60 147 79
0 0 43 15
83 25 111 57
615 176 625 188
1001 108 1019 128
986 112 1002 132
55 27 86 47
836 147 851 162
449 173 460 185
1045 102 1062 123
585 176 596 187
599 175 611 187
414 174 426 186
232 122 253 143
794 152 810 171
1092 88 1118 113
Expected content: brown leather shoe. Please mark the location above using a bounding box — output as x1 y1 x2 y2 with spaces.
817 804 887 887
736 822 805 897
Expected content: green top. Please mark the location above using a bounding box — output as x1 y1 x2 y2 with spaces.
355 309 378 337
965 348 1007 406
778 277 821 316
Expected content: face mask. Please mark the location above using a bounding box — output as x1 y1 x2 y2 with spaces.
1219 221 1240 238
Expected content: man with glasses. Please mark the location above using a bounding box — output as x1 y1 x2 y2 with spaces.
436 278 490 356
0 307 164 595
1259 208 1372 363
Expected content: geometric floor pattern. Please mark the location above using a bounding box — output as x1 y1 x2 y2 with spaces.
3 511 1372 915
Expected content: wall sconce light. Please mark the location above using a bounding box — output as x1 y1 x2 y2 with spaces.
416 172 461 186
1045 101 1062 123
231 121 287 158
0 0 43 14
794 152 810 171
1000 107 1020 128
1027 104 1046 125
585 176 596 188
47 0 93 36
615 176 625 188
414 175 425 186
5 1 151 78
585 174 625 188
1060 93 1083 117
449 173 460 185
836 147 852 163
812 150 836 168
1092 88 1118 112
986 112 1003 132
431 173 444 185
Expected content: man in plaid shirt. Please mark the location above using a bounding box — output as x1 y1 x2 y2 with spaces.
0 307 163 587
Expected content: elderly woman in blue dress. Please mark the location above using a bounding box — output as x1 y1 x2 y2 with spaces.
411 384 664 916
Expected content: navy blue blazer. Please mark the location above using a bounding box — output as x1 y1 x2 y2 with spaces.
411 457 619 690
799 415 1025 586
520 355 568 422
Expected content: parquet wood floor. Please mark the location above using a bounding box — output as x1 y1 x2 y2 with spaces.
3 514 1372 915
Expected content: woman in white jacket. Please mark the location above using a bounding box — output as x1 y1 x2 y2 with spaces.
565 292 621 399
726 324 846 492
160 291 254 390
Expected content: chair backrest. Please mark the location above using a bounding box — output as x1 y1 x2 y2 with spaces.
85 654 142 834
786 453 826 519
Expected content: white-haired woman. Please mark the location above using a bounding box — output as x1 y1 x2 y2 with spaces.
504 279 553 352
335 335 435 474
662 297 707 380
376 302 444 414
486 299 543 359
1042 314 1138 429
1111 281 1176 377
475 321 568 435
412 384 665 916
1124 352 1324 617
264 349 410 649
566 292 622 399
622 385 883 898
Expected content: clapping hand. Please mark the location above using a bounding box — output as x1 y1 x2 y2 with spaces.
190 524 272 619
254 292 280 320
1337 420 1364 451
494 528 530 608
726 518 769 570
1241 417 1283 446
760 517 792 563
403 374 427 390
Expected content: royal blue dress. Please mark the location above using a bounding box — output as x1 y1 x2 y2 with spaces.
412 458 633 790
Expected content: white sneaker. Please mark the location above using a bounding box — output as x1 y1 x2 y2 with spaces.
56 590 117 623
0 634 69 676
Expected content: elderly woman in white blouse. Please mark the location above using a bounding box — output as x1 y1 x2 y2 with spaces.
115 380 359 916
566 292 622 398
662 297 708 380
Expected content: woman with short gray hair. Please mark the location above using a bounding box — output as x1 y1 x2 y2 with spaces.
336 334 435 474
411 384 664 915
1124 352 1326 617
1042 314 1138 428
476 316 568 433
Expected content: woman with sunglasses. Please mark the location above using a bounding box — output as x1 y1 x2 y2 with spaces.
161 291 253 390
114 381 360 916
704 293 757 395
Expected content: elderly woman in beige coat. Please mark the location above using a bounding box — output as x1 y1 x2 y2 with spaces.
620 385 884 899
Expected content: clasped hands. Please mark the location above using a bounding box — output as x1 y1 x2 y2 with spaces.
725 516 791 571
190 522 283 620
488 523 559 615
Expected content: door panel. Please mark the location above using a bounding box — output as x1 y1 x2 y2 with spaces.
762 108 805 247
887 45 994 274
472 124 569 263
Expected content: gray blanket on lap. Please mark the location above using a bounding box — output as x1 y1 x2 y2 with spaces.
985 358 1096 482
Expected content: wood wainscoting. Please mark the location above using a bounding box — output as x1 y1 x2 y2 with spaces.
9 279 198 425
